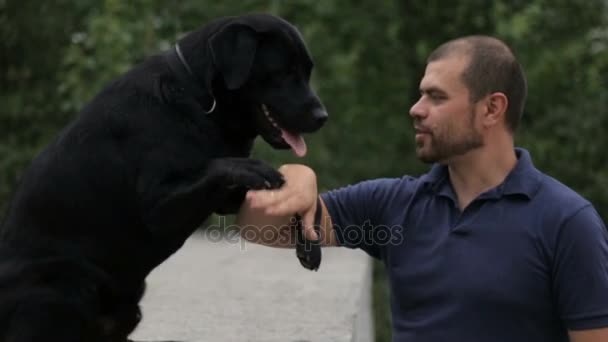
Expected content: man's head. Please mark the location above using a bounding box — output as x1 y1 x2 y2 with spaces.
409 35 527 163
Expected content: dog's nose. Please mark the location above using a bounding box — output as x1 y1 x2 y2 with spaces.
312 108 328 127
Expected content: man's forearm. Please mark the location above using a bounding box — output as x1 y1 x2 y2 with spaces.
238 211 299 248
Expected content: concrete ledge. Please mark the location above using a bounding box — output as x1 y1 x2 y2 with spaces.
131 231 374 342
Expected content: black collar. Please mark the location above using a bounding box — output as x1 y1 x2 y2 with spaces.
164 44 216 114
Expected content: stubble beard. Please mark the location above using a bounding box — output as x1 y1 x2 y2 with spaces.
415 110 484 164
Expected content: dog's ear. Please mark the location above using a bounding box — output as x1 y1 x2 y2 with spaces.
208 23 258 90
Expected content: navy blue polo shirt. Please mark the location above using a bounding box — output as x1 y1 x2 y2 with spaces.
321 148 608 341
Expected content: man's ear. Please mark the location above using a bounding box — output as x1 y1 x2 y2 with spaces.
208 23 258 90
482 92 508 127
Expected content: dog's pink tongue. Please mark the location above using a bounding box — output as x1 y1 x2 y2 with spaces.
281 130 307 157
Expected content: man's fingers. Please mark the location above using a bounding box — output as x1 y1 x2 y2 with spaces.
245 189 319 241
246 189 309 218
301 209 319 241
246 189 286 208
264 195 308 217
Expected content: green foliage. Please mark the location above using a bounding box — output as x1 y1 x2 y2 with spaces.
1 1 607 341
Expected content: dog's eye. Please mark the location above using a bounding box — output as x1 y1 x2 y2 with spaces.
259 65 299 85
268 69 292 83
267 73 283 84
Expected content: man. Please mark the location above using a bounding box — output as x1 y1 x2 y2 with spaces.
236 35 608 341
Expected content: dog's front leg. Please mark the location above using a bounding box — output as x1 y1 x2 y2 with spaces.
141 157 284 237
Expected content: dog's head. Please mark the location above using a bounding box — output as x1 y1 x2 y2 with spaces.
178 14 328 157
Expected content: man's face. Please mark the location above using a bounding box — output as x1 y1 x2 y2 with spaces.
409 55 484 164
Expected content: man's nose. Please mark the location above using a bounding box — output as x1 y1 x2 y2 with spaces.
409 98 426 119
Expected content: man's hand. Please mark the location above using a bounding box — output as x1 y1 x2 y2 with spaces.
243 164 319 242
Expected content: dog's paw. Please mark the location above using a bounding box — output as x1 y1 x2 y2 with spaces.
215 186 248 215
294 214 322 271
208 157 284 191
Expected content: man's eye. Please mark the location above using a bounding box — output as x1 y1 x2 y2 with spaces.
429 93 446 101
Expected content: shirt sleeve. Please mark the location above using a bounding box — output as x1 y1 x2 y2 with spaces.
553 204 608 330
320 177 413 259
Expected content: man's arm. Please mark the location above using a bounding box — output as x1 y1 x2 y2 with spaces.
236 164 339 247
553 204 608 337
569 328 608 342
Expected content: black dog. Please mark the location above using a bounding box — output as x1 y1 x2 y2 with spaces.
0 13 327 342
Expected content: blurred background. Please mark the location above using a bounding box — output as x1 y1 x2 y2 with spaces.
1 1 607 340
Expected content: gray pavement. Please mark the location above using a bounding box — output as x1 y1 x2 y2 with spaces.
130 231 374 342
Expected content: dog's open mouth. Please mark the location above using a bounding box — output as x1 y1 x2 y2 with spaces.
259 103 308 157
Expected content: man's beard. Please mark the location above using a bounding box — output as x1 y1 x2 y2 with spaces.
416 110 484 164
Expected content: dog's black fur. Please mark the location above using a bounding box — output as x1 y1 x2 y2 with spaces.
0 13 327 342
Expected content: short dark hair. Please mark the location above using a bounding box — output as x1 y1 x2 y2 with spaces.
427 35 527 132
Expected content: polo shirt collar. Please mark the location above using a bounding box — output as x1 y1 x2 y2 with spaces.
420 147 542 200
501 147 543 198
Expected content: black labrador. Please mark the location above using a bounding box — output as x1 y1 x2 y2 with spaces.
0 13 327 342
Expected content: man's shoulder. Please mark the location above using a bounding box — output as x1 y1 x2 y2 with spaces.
512 148 588 209
531 172 598 234
535 171 591 211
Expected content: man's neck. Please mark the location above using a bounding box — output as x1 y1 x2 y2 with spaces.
446 143 517 211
